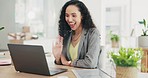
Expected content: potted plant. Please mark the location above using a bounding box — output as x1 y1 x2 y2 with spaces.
110 31 120 48
110 47 143 78
138 19 148 48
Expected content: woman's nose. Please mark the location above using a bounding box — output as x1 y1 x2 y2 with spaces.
68 16 73 22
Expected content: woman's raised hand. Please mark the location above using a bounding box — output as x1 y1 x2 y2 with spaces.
52 36 63 64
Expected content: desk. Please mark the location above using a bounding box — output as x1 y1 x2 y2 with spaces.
0 65 76 78
0 51 148 78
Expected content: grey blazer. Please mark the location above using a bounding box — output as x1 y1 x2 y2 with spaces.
61 28 101 68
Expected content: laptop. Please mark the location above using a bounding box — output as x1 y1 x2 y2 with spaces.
7 44 67 76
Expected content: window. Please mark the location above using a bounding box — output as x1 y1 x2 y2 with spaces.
15 0 44 37
15 0 65 39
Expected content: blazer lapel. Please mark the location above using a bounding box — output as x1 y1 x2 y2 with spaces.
77 29 87 58
66 32 72 60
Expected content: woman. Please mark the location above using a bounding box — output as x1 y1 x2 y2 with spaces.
52 0 101 69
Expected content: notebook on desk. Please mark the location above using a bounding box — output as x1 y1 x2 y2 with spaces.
7 44 67 76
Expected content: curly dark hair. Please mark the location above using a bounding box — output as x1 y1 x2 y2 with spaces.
58 0 96 37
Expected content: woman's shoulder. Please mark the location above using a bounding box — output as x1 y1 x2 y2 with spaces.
87 28 100 35
88 27 98 31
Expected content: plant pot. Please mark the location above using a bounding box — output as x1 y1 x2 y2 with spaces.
112 41 119 48
138 36 148 48
116 66 138 78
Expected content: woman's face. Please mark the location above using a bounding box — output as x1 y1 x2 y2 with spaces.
65 5 82 30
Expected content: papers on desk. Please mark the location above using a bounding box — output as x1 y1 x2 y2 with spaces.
0 52 12 66
0 59 11 66
72 69 101 78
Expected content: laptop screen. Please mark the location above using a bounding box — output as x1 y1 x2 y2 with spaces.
7 44 67 76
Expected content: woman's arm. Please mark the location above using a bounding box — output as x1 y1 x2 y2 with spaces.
61 54 72 66
52 36 63 64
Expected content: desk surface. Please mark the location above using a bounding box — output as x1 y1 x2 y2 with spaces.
0 65 77 78
1 51 148 78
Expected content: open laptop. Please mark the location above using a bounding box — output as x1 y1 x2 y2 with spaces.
7 44 67 76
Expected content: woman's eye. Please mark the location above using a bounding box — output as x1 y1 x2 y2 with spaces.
65 14 69 17
72 15 76 17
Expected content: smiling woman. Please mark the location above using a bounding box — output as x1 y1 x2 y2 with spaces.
52 0 101 69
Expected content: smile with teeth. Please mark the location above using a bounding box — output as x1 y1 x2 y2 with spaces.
69 23 76 28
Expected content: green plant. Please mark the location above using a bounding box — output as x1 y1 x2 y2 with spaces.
110 31 119 42
110 47 143 67
0 26 4 31
138 19 148 36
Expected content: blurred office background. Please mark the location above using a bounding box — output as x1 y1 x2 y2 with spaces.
0 0 148 50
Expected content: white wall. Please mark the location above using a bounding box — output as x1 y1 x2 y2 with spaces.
0 0 15 50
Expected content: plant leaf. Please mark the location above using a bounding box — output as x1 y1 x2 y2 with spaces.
138 21 144 24
143 19 146 27
0 27 4 30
